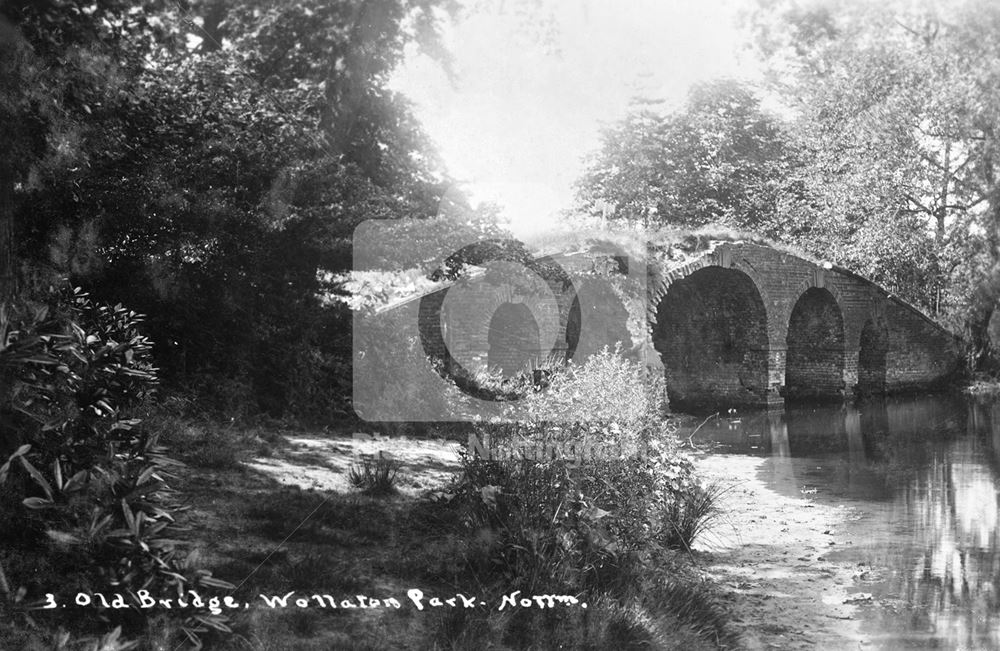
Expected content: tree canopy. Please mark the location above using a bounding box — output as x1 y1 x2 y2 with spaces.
576 80 796 232
744 0 1000 361
0 0 482 418
575 0 1000 367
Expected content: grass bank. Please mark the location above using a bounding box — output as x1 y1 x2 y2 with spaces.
2 345 737 649
13 417 734 650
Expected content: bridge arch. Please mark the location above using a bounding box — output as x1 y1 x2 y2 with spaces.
487 302 541 376
394 240 960 418
784 287 846 400
652 265 771 409
857 317 890 396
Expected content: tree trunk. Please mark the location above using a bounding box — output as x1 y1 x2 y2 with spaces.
0 169 15 301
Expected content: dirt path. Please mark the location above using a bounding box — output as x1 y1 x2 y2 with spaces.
695 453 873 650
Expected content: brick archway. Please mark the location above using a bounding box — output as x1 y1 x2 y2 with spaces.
652 266 770 410
487 302 541 376
784 287 846 400
390 240 961 419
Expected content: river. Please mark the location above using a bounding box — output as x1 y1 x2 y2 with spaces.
686 392 1000 650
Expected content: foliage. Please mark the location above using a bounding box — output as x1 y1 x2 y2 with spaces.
576 80 798 231
574 1 1000 356
348 452 403 496
150 412 284 471
517 345 659 432
744 0 1000 361
348 203 511 275
352 305 476 422
0 288 231 647
1 0 470 420
0 0 183 297
417 348 729 648
659 480 728 551
446 349 705 595
322 267 444 313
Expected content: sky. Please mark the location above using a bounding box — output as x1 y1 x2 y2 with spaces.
389 0 760 235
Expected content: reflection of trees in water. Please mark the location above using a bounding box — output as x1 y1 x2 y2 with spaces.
858 396 965 484
693 394 1000 646
864 400 1000 648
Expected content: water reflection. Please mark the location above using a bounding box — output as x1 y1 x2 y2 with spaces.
688 394 1000 649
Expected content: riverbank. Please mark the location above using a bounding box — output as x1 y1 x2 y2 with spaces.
226 431 882 649
202 430 877 649
695 453 871 649
7 415 886 649
131 425 734 649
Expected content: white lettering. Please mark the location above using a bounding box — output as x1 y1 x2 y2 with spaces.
498 590 520 611
407 588 426 610
259 591 296 608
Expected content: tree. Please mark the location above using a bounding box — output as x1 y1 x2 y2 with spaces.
745 0 1000 365
5 0 471 418
0 0 180 299
575 80 797 232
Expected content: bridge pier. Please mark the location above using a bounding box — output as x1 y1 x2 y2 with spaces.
843 346 860 397
766 347 786 407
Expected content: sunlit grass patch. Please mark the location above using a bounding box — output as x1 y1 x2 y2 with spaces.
155 415 288 470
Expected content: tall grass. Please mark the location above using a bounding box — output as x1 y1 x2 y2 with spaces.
661 480 730 552
348 453 403 496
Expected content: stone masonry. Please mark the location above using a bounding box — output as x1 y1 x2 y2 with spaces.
648 242 960 409
412 241 961 410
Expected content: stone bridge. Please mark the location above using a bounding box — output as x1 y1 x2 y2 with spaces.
406 239 961 412
648 241 959 410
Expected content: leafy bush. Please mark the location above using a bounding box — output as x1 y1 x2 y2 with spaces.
426 347 731 647
518 344 657 431
353 307 477 421
448 348 704 590
0 288 232 647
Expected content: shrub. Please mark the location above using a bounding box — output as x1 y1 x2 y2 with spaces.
0 288 232 647
352 308 469 421
348 453 403 496
660 480 729 551
411 346 736 648
518 344 658 433
447 347 707 594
